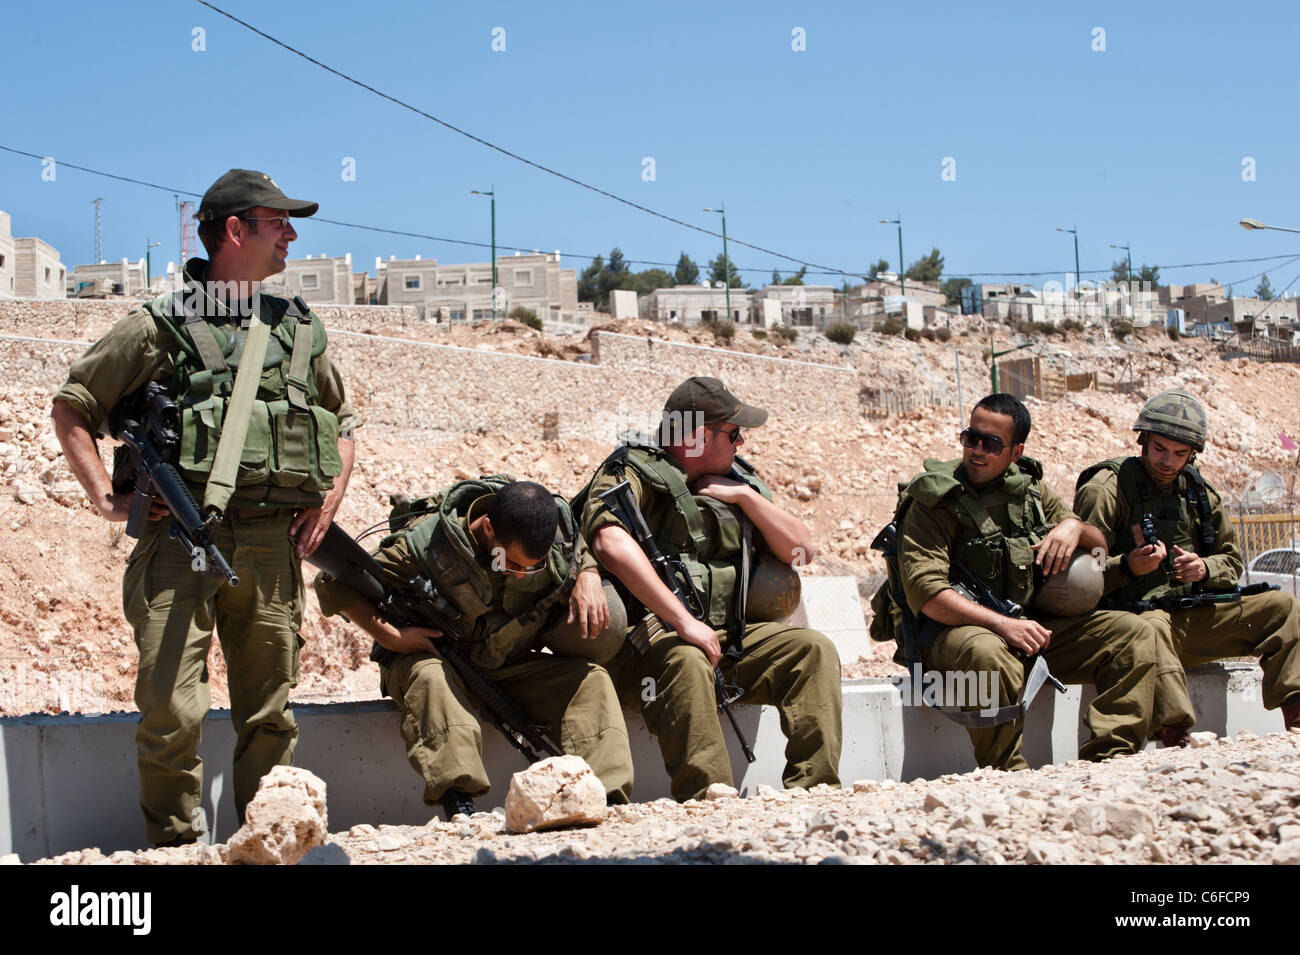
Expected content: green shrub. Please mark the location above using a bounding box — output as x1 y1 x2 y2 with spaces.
711 319 735 343
508 306 542 330
825 321 857 345
877 317 905 337
773 325 798 342
936 326 952 342
1167 324 1181 341
1113 320 1133 340
751 328 768 340
904 327 921 342
1061 318 1085 333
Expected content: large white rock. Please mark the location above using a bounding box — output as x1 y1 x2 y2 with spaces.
225 766 329 865
504 754 606 834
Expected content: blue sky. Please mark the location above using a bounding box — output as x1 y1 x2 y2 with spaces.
3 0 1300 294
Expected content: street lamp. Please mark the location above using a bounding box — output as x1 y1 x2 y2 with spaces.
1241 218 1300 235
703 206 731 323
1108 241 1133 284
145 238 162 291
879 216 904 295
471 187 497 320
1057 226 1081 296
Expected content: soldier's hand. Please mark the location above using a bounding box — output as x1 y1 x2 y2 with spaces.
290 502 338 560
1032 519 1084 576
96 491 168 524
1127 525 1167 576
676 617 722 668
1171 545 1208 583
994 617 1052 654
387 625 441 656
567 568 609 640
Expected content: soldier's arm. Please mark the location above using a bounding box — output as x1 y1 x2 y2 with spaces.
1032 485 1103 576
583 467 722 666
1202 491 1244 587
289 349 359 558
1073 470 1137 595
313 535 439 655
693 476 814 565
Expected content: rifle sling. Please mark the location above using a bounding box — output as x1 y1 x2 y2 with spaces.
203 299 273 515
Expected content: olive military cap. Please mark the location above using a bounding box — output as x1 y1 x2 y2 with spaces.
196 169 319 222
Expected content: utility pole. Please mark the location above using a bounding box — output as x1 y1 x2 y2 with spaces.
91 197 103 263
471 187 497 319
880 216 905 295
703 206 731 323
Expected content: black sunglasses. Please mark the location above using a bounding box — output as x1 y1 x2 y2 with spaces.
959 428 1008 455
712 426 743 445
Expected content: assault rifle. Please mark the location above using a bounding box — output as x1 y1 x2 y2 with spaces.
308 523 562 764
597 480 756 763
108 382 238 586
1131 581 1279 614
871 521 1064 726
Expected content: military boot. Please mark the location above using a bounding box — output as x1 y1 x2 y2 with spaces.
440 789 476 820
1283 697 1300 731
1159 724 1191 748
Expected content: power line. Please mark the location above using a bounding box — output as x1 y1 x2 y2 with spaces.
193 0 854 279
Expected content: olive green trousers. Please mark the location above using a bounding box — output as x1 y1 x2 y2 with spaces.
124 507 302 845
922 609 1158 771
610 621 842 802
380 651 634 804
1141 589 1300 730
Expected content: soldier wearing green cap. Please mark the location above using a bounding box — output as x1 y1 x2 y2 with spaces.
52 168 357 845
1074 387 1300 743
573 377 842 802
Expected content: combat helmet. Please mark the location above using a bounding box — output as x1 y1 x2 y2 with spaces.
1032 549 1104 617
1132 387 1207 451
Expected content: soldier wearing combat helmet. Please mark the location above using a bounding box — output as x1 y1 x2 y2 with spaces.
1074 387 1300 743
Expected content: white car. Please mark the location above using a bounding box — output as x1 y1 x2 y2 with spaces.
1241 547 1300 598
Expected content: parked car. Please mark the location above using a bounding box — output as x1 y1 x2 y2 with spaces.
1241 547 1300 597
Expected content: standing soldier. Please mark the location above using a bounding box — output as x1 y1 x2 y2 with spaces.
574 376 842 802
313 478 633 817
51 169 357 845
875 393 1159 770
1074 387 1300 744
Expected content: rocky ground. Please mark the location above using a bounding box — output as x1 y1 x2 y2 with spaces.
24 730 1300 865
2 314 1299 710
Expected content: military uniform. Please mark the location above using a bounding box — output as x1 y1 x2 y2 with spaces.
314 481 634 804
576 444 842 802
1074 456 1300 727
54 257 357 844
896 457 1158 771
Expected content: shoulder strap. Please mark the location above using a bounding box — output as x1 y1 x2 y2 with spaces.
284 296 315 411
1182 465 1216 556
623 446 709 553
202 298 273 515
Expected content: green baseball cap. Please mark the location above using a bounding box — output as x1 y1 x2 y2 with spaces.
663 376 768 429
195 168 319 222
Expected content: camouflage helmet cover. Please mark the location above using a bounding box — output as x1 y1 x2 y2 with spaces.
1132 387 1207 451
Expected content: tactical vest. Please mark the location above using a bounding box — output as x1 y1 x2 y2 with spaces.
869 457 1048 646
1076 456 1217 608
386 477 583 670
144 282 342 508
573 440 771 629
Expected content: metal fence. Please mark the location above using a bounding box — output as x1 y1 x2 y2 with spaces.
1230 512 1300 564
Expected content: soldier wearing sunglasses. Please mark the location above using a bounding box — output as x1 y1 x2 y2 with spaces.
889 393 1159 770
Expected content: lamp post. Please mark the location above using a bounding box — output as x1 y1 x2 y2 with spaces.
703 206 731 323
1108 241 1133 283
471 187 497 320
879 216 904 295
145 238 161 291
1241 218 1300 235
1057 226 1080 296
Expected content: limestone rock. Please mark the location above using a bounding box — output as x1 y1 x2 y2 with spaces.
1188 731 1218 748
225 766 328 865
705 783 739 801
504 754 607 834
1273 840 1300 865
1072 801 1154 839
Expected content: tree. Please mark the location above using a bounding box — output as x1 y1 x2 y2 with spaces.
781 266 807 286
904 247 944 283
708 253 744 289
1136 264 1160 288
674 252 700 285
628 268 675 296
1256 273 1275 301
577 255 604 306
941 276 972 307
771 268 782 286
1110 259 1131 284
868 258 891 279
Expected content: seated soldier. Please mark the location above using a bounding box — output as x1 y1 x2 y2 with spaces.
314 478 632 818
574 376 842 801
888 393 1159 770
1074 387 1300 745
